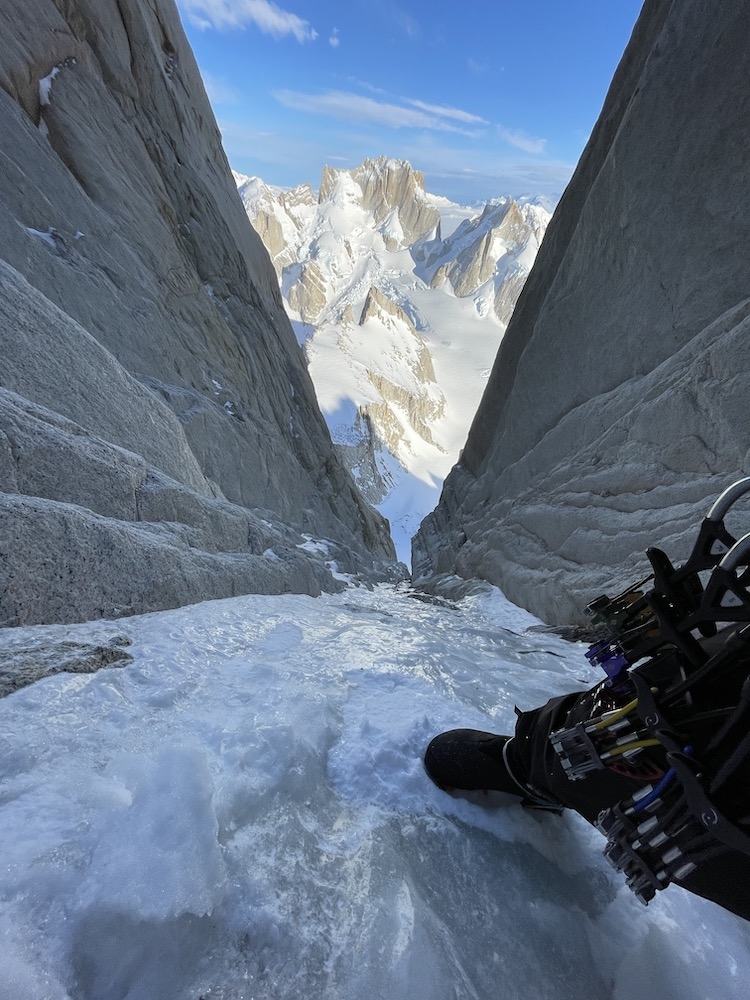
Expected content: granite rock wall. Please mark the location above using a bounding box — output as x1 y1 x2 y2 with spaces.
413 0 750 623
0 0 395 626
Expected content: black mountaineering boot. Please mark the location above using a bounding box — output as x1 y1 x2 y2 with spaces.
424 729 564 811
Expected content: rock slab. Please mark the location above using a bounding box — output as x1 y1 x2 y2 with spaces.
0 0 396 627
413 0 750 623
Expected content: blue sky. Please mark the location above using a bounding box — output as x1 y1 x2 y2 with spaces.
176 0 644 205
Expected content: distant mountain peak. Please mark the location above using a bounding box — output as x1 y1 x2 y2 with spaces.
318 157 439 250
237 158 552 560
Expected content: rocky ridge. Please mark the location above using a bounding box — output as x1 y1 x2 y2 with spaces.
413 0 750 623
418 200 547 322
0 0 396 627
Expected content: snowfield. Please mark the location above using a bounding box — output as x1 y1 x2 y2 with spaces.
1 584 748 999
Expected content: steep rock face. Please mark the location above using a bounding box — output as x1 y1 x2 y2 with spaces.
359 285 415 331
493 271 529 327
287 260 327 323
280 182 317 218
357 287 444 453
244 194 287 269
358 286 438 387
430 228 498 297
417 200 547 323
333 410 397 507
235 174 316 276
0 0 395 626
413 0 750 623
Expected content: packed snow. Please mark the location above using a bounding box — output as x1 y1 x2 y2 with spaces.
25 226 59 248
38 59 77 108
1 584 748 999
38 67 61 107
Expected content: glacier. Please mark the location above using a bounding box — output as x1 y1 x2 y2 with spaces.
1 583 748 999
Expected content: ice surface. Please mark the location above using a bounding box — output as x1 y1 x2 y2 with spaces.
1 585 748 999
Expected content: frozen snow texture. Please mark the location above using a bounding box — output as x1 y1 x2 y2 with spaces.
24 225 58 247
0 586 748 999
38 66 60 107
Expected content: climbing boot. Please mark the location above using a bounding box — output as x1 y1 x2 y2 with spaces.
424 729 563 811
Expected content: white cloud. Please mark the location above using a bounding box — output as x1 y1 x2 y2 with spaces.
218 115 573 204
329 28 340 48
392 6 420 38
497 126 547 155
273 89 482 135
404 98 487 126
217 119 328 172
399 136 572 200
346 77 389 97
368 0 420 38
177 0 317 42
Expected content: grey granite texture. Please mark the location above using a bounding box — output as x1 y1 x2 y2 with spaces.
413 0 750 622
0 0 397 626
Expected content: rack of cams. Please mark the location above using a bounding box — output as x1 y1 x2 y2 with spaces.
550 478 750 903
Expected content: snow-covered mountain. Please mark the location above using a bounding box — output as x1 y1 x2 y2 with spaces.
235 158 552 563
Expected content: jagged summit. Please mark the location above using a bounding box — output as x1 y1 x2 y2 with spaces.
319 157 440 250
414 198 547 324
